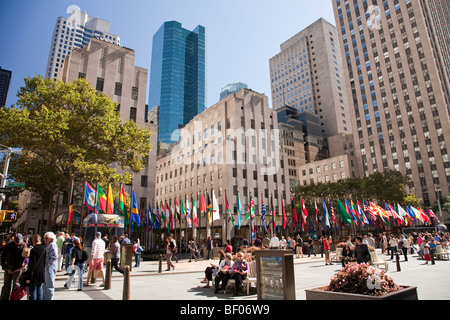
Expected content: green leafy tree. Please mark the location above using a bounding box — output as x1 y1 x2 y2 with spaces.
402 194 422 208
0 76 152 230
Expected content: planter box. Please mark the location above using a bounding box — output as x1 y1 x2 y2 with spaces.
305 286 418 300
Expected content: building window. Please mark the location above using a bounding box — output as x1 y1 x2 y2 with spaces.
115 82 122 96
132 87 139 100
96 77 104 91
130 107 137 122
141 175 148 188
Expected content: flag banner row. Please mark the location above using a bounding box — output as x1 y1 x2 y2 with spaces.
81 182 440 233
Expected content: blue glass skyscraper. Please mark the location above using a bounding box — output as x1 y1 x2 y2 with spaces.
148 21 206 146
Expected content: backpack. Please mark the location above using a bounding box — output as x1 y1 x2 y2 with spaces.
81 249 88 262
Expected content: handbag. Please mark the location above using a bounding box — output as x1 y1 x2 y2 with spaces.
10 286 26 300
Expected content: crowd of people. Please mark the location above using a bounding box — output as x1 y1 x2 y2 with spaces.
0 230 142 300
2 228 448 300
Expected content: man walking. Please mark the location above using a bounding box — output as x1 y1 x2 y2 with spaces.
1 233 27 300
110 236 124 274
43 232 58 300
86 232 106 286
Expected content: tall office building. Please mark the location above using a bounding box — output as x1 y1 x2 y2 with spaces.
333 0 450 206
269 18 351 137
148 21 206 148
155 89 290 243
0 67 12 107
46 7 120 80
220 82 248 100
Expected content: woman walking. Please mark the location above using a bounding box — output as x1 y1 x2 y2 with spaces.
165 237 175 271
64 239 86 291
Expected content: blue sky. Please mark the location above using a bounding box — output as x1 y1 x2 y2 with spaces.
0 0 336 109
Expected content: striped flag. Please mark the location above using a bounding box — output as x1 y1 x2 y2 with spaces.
226 193 235 227
185 195 192 228
261 198 267 231
192 194 198 227
131 188 140 225
323 198 330 228
329 199 336 224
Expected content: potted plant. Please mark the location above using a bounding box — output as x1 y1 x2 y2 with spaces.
305 263 418 300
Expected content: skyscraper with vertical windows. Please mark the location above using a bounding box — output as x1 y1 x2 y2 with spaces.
269 18 351 137
332 0 450 206
148 21 206 148
46 7 120 80
0 67 12 108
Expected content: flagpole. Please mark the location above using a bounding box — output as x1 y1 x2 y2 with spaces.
225 189 228 246
68 176 74 234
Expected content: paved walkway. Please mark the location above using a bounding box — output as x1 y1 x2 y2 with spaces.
2 249 449 301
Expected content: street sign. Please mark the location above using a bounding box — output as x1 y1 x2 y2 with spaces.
7 182 26 188
0 187 12 193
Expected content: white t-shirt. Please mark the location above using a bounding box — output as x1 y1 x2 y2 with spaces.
270 236 280 248
91 238 106 259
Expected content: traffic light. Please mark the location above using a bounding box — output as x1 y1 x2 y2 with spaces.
0 210 16 222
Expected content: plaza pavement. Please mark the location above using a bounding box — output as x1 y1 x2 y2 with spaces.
2 249 449 301
51 249 450 301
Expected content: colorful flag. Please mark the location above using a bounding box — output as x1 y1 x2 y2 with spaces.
245 197 255 220
300 197 308 226
420 208 431 225
281 198 286 229
406 206 416 221
131 188 140 225
427 209 440 224
397 204 409 226
337 199 352 225
237 193 243 229
84 182 96 212
96 184 107 213
346 200 358 224
329 199 336 224
363 199 370 212
261 198 267 231
68 179 74 224
207 192 212 224
155 203 160 229
107 184 114 214
226 193 235 227
357 201 370 224
212 190 220 222
271 195 276 230
161 202 166 227
200 192 207 212
119 185 129 224
291 198 298 227
323 198 330 228
386 203 403 225
186 195 192 228
192 194 198 227
369 202 388 224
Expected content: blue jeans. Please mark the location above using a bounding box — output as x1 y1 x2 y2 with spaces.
64 253 72 272
44 265 57 300
29 282 44 300
65 263 84 290
134 253 141 267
